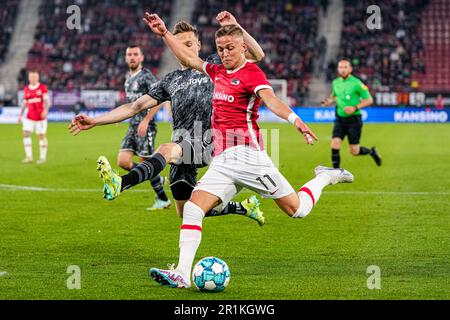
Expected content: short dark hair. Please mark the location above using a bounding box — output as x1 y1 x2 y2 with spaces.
28 69 39 75
338 59 352 66
215 24 243 39
126 45 143 54
173 21 199 38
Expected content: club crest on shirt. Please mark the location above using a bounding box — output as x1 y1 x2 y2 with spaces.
37 90 42 95
231 78 240 85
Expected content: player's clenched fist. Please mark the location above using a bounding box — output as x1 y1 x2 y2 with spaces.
143 12 168 36
216 11 238 26
68 114 96 136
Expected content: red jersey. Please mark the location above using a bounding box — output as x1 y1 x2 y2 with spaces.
24 83 48 121
202 60 272 156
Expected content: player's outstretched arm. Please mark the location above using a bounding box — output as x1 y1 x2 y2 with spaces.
143 13 205 73
68 95 158 135
259 89 318 145
216 11 265 62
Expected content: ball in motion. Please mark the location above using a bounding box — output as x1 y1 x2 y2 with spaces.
192 256 230 292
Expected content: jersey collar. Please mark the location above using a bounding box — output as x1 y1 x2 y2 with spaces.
28 83 40 90
226 60 250 74
129 68 143 78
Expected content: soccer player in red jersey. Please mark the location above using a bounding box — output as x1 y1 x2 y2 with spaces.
143 13 355 288
18 70 51 164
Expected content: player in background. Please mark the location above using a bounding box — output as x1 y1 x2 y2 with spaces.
321 60 382 168
143 13 355 288
18 70 50 164
119 45 170 210
69 13 266 225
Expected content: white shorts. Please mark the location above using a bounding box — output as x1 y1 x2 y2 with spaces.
23 118 47 135
194 145 295 210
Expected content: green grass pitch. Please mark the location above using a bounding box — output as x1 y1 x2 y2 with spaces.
0 122 449 300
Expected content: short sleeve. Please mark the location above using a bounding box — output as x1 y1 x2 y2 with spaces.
202 62 219 80
147 79 170 105
41 84 48 94
143 71 158 92
332 81 337 97
243 65 272 97
357 81 372 99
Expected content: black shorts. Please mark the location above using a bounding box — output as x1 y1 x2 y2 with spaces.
168 136 213 201
332 114 363 145
169 164 197 201
120 125 157 158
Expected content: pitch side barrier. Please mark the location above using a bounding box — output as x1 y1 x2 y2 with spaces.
0 107 449 124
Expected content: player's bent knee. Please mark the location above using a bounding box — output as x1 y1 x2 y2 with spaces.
292 193 314 218
349 146 360 156
156 143 180 163
275 194 300 217
117 158 133 170
331 139 342 149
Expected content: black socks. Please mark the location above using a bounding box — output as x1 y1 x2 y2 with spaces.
205 201 247 217
121 153 167 191
332 148 340 168
359 146 371 155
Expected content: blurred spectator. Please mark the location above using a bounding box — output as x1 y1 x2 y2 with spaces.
0 0 20 63
328 0 429 94
20 0 173 90
435 94 444 109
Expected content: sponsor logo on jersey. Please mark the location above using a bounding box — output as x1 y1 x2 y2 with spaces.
188 77 209 86
213 91 235 103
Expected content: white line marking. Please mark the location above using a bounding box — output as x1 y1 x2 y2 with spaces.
0 272 8 277
0 184 449 196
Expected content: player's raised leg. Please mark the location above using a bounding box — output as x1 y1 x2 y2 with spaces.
121 143 180 192
275 166 354 218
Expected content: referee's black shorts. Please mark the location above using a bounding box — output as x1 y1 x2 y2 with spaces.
332 114 363 145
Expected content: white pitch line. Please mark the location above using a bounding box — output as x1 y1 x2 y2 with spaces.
0 271 8 277
0 184 449 196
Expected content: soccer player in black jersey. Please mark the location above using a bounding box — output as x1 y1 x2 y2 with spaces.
119 46 170 210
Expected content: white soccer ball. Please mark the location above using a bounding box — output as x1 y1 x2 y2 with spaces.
192 256 230 292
